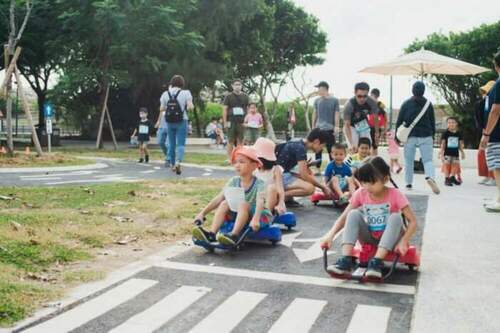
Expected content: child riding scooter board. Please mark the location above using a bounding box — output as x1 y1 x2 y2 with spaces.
192 146 280 250
319 157 419 281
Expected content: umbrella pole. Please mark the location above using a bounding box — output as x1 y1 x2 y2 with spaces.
389 75 393 129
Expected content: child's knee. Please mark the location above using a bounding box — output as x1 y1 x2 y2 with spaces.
218 200 230 211
347 209 363 222
388 213 403 227
237 201 250 212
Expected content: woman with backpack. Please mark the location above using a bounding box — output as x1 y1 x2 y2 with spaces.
395 81 440 195
160 75 194 175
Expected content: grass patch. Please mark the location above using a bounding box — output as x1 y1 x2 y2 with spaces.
0 178 224 327
184 152 227 166
0 152 93 168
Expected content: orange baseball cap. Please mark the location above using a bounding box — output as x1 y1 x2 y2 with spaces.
253 137 276 161
231 146 263 167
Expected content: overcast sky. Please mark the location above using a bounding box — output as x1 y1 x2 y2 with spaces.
282 0 500 107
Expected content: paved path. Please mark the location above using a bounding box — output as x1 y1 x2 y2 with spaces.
0 158 230 187
14 194 428 333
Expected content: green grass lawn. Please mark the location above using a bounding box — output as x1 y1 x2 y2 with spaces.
0 179 223 327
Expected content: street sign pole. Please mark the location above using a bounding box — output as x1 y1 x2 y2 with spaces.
44 103 54 153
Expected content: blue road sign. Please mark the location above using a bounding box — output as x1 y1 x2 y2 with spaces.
44 103 54 118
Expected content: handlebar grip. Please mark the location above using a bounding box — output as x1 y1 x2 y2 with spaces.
194 219 203 226
320 243 329 250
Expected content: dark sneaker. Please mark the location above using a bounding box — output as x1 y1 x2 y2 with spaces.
326 256 355 275
445 177 453 186
406 184 412 190
450 176 461 185
175 163 182 175
138 158 144 163
145 155 149 163
285 198 302 208
192 226 216 243
217 232 239 246
365 258 384 279
164 161 171 168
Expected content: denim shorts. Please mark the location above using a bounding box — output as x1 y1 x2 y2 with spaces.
282 172 299 189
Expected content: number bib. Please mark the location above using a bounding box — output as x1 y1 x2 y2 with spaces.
248 120 259 128
139 125 149 134
447 136 459 149
354 119 370 134
363 203 390 236
232 107 244 117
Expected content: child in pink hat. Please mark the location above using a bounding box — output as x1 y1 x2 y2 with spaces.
253 138 287 215
192 146 272 246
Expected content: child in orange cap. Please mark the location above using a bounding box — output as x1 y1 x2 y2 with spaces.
192 146 273 246
253 138 287 215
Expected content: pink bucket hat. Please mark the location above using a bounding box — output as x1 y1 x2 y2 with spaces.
231 146 263 167
253 137 276 162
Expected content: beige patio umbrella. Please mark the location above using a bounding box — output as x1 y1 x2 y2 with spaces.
359 48 490 126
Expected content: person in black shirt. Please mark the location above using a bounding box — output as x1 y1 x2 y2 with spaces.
131 107 152 163
439 117 465 186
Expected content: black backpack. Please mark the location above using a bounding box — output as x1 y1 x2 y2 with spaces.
165 90 183 123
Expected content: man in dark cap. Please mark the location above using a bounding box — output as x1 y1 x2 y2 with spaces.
312 81 340 171
396 81 440 194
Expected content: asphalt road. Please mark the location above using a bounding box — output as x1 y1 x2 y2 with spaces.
0 158 230 187
17 195 428 333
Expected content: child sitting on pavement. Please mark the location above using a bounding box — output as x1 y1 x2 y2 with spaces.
346 137 372 172
192 146 272 246
253 138 287 215
320 157 418 279
440 117 465 186
324 143 357 205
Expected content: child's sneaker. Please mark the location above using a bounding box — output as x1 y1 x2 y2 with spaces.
217 232 239 246
174 163 182 175
444 177 453 186
326 256 355 275
406 184 412 190
450 176 461 185
365 258 384 279
485 178 496 186
484 201 500 213
145 155 149 163
192 226 216 243
336 195 349 206
138 158 144 163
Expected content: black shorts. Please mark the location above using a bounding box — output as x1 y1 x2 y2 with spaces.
370 127 378 149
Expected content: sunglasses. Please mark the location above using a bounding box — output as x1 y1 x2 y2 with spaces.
356 94 368 99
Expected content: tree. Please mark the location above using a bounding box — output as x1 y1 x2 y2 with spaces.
406 21 500 147
290 67 317 131
227 0 327 140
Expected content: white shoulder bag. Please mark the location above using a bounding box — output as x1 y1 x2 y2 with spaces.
396 99 431 143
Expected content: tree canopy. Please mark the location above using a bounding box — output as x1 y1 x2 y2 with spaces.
406 20 500 146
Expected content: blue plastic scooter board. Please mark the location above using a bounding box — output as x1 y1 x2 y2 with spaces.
193 220 282 252
272 212 297 230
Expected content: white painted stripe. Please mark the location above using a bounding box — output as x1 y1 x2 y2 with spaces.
346 304 391 333
189 291 266 332
94 174 123 178
21 177 61 181
109 286 211 333
0 162 109 174
20 170 95 178
24 278 158 333
154 167 161 170
156 261 415 295
202 172 211 176
268 298 326 333
140 170 155 174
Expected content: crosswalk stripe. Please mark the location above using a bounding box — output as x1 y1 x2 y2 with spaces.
108 286 211 333
189 291 267 333
268 298 327 333
24 278 158 333
157 261 416 295
346 304 391 333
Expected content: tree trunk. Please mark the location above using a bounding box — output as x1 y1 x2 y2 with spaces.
37 93 45 127
304 101 311 132
193 100 203 137
4 46 14 155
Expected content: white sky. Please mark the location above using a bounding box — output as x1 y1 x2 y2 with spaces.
282 0 500 108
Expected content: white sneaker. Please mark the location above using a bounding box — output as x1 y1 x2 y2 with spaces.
485 179 497 186
478 178 489 185
426 178 440 195
485 201 500 213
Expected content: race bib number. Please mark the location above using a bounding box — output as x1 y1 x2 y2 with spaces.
139 125 149 134
248 120 259 128
363 203 390 234
354 119 370 134
232 107 244 116
447 136 459 149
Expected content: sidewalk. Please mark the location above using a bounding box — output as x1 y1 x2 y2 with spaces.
406 168 500 332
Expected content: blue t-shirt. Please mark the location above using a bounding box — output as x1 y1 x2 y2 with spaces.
485 78 500 143
324 161 352 183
